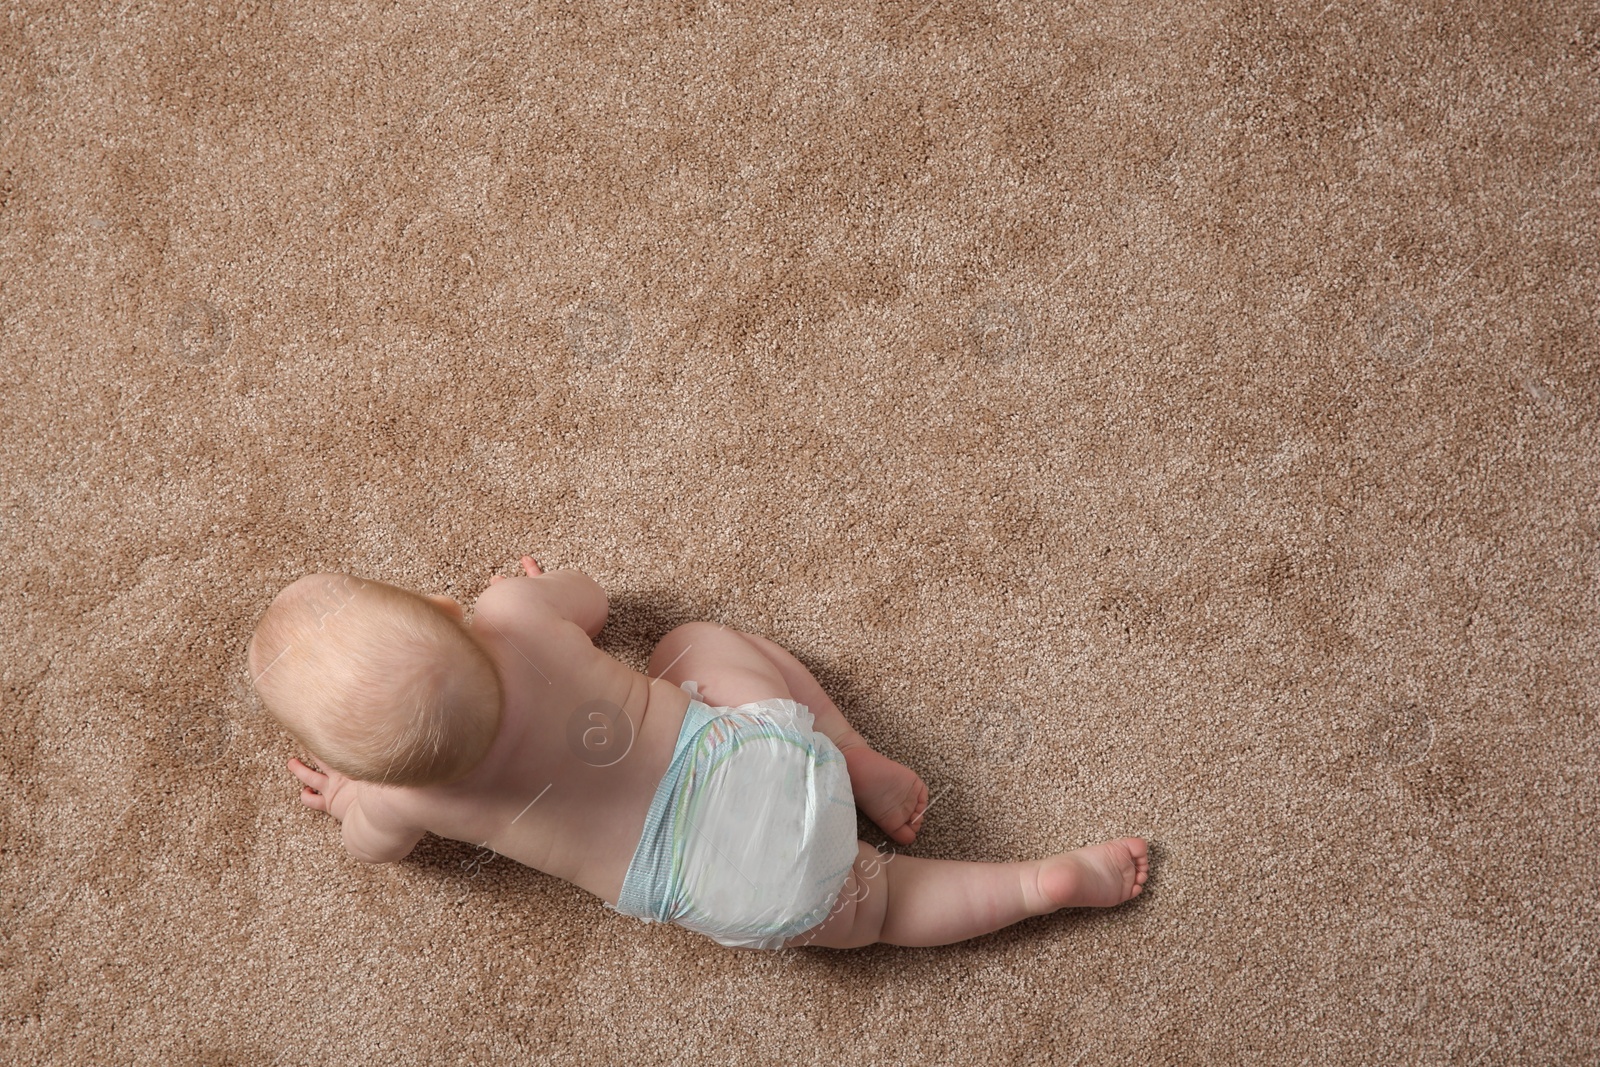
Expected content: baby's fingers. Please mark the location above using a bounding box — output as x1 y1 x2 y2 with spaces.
521 555 543 577
288 757 327 790
290 760 332 812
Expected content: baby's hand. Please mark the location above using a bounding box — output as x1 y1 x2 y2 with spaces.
490 555 544 585
287 756 358 823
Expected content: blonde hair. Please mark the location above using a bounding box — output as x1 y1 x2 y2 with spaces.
248 574 502 786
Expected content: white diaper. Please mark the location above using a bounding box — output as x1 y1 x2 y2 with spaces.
610 682 859 949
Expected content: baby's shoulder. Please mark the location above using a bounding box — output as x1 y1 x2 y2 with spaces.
469 582 605 684
471 576 566 626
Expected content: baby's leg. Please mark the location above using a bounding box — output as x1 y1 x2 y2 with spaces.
731 630 928 843
793 838 1149 949
647 622 927 843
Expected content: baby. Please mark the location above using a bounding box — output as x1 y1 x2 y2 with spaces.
247 558 1148 949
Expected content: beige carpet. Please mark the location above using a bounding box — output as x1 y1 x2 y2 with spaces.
4 1 1597 1063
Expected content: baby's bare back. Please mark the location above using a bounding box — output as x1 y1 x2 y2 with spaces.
364 578 690 904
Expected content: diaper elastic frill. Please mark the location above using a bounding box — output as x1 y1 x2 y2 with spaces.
610 681 858 950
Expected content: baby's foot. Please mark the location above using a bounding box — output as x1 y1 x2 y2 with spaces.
1032 837 1149 913
843 745 928 845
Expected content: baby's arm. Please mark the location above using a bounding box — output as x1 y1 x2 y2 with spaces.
287 756 423 864
486 556 608 638
341 794 425 864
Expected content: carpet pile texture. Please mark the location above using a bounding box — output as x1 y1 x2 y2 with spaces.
3 2 1596 1063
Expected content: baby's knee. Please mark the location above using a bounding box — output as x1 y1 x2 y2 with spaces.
646 623 780 702
646 621 718 675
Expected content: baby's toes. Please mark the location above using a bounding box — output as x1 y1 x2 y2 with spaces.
847 749 931 845
908 780 929 829
882 807 915 844
891 779 928 843
1122 839 1150 894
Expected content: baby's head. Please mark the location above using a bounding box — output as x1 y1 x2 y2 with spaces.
248 574 502 787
